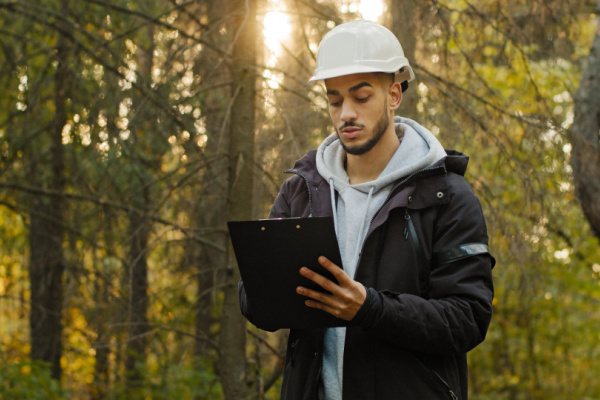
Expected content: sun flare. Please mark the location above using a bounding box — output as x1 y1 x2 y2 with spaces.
263 2 292 88
263 10 291 54
261 0 384 89
359 0 384 22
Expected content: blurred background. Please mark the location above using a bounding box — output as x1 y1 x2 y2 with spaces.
0 0 599 398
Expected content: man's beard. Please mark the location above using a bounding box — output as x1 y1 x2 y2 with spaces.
337 103 390 156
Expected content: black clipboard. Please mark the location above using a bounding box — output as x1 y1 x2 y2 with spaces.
227 216 347 329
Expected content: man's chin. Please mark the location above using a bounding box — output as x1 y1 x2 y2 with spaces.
341 139 375 156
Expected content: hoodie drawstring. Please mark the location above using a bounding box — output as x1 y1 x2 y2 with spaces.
329 178 338 237
352 186 374 268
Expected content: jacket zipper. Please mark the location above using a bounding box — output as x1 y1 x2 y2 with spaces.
404 209 429 296
403 208 411 240
354 165 445 270
432 369 459 399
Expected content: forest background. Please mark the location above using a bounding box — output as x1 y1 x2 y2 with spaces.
0 0 599 399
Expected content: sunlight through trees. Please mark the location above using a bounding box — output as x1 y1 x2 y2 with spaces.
0 1 599 399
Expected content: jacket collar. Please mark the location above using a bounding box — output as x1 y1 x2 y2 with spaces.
287 148 470 189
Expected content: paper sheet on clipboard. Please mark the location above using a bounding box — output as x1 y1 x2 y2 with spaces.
227 216 347 329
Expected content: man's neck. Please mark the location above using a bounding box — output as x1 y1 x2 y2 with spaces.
346 128 400 185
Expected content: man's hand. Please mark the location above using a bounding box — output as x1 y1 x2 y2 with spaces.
296 256 367 321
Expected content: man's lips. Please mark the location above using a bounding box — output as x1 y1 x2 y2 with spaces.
340 125 363 139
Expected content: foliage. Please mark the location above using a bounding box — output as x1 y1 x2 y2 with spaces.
0 0 598 398
104 357 223 400
0 351 69 399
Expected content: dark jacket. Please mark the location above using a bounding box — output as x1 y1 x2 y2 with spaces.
240 149 495 400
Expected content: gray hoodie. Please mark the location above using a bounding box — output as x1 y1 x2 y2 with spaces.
315 116 447 400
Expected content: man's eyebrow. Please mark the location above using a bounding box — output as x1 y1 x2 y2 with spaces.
326 82 373 96
349 82 373 92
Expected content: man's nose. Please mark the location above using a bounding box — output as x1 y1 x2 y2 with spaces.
340 101 357 122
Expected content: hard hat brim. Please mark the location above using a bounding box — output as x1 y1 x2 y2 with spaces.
309 64 415 83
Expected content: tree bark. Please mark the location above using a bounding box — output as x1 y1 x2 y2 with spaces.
191 0 229 360
28 0 69 382
124 23 155 387
125 206 151 384
389 0 420 120
277 1 316 166
570 6 600 238
91 261 112 400
217 0 258 398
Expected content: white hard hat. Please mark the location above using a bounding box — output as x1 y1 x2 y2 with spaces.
310 20 415 84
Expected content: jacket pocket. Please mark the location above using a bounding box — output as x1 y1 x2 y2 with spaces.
404 209 430 298
430 368 460 400
408 351 461 400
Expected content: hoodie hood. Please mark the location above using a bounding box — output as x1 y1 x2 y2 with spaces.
313 115 448 279
316 116 447 194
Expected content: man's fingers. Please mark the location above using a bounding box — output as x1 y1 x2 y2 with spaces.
299 266 339 293
296 286 327 303
298 286 358 321
318 256 350 284
297 257 367 321
297 287 345 319
304 300 342 318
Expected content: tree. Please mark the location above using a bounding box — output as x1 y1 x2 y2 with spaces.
570 1 600 238
388 0 420 120
188 0 229 361
0 1 598 399
123 22 156 388
27 0 71 381
217 0 258 398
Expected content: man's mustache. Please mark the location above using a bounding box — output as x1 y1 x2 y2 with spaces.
338 121 365 131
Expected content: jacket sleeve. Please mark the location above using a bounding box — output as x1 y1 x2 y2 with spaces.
353 174 495 356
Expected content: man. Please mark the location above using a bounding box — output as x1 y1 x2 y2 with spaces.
240 20 494 400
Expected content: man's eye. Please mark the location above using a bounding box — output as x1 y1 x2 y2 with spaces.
329 100 342 107
356 96 369 103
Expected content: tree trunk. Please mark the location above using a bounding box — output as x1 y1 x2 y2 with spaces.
28 0 69 382
125 23 155 387
570 5 600 238
91 236 114 400
218 0 258 398
191 0 229 360
125 205 151 385
389 0 420 120
91 269 111 400
277 2 314 165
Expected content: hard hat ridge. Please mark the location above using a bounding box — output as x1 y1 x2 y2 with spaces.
310 20 415 84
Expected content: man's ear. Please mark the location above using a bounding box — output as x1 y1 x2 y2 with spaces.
388 81 402 111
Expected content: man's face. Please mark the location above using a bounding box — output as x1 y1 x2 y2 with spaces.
325 73 392 156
